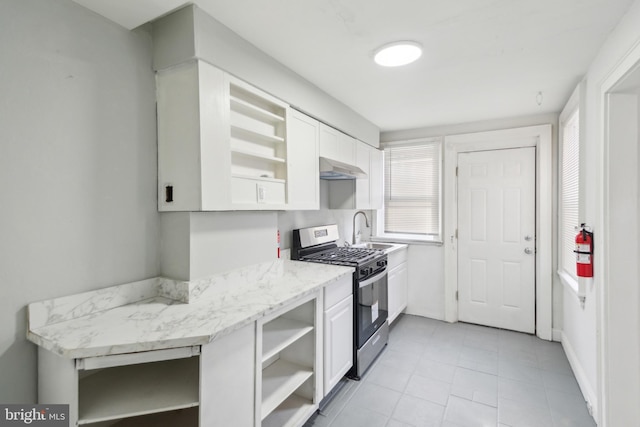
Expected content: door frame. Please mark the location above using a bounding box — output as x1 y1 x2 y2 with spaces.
597 39 640 426
443 125 553 340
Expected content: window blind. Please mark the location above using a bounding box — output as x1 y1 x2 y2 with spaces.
383 140 441 237
560 108 580 278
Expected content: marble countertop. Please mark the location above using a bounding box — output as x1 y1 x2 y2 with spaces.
27 260 353 359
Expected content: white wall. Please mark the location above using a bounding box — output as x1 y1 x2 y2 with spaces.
278 181 373 251
160 212 279 281
0 0 158 403
560 0 640 419
190 212 278 278
380 113 559 325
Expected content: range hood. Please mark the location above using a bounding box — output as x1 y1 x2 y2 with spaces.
319 157 367 180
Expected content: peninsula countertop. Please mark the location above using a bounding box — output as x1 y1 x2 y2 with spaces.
27 259 353 359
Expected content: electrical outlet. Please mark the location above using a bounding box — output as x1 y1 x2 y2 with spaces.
257 184 266 203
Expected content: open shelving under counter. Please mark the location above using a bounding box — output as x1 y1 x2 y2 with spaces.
256 292 321 427
262 395 316 427
29 260 355 427
78 357 199 425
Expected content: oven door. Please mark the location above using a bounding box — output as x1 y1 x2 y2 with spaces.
356 269 388 348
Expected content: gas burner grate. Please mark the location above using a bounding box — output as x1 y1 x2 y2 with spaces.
301 247 384 265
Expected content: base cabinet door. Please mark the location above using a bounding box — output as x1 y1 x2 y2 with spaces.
388 262 408 324
323 294 354 395
200 324 255 427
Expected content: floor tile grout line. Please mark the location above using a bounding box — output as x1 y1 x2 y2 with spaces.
313 315 594 427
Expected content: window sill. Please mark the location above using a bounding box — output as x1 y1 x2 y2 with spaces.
558 269 586 305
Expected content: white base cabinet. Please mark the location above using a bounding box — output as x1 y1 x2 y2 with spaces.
37 293 331 427
200 324 255 427
39 346 202 427
38 327 256 427
323 275 353 396
388 247 409 324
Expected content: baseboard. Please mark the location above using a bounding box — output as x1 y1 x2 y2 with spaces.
404 307 445 321
559 330 598 423
552 328 563 342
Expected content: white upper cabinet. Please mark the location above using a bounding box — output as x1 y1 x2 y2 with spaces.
328 140 384 210
319 123 338 160
337 132 356 165
369 147 384 210
287 110 320 210
355 141 371 208
319 123 355 165
157 60 230 212
158 60 324 212
228 75 289 209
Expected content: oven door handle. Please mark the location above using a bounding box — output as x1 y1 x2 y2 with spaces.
358 270 387 288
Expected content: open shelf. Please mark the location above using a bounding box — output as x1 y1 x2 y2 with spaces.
232 148 286 164
262 394 315 427
262 317 314 362
86 407 198 427
78 357 199 424
231 125 285 144
232 174 285 184
231 96 285 124
261 359 313 420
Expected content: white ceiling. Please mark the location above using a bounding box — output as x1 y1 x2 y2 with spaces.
74 0 634 132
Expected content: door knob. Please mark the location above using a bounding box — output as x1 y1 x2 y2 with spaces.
524 247 533 255
524 235 533 241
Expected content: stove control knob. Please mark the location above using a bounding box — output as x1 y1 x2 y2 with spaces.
377 259 387 268
359 268 368 277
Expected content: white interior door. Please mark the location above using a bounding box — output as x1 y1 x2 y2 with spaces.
457 147 536 333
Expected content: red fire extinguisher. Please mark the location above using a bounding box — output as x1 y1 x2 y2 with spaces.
574 224 594 278
277 230 281 259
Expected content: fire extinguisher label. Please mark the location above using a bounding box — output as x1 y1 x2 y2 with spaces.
577 253 591 263
576 243 590 252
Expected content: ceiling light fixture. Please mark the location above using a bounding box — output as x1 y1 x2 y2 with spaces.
373 41 423 67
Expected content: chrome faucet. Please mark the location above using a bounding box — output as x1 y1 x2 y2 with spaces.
352 211 370 245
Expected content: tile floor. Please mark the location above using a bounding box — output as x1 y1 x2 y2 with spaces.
305 314 596 427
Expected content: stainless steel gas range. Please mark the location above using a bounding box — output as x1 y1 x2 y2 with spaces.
291 224 388 379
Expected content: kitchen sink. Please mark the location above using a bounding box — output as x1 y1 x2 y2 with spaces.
358 242 395 250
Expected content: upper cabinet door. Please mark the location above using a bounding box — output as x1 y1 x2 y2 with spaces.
355 141 371 209
319 123 339 160
337 132 356 165
369 148 384 210
287 110 320 210
319 123 356 165
157 60 231 212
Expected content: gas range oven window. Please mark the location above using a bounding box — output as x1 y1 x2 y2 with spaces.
356 270 388 348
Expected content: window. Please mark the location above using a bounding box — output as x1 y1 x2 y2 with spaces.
559 89 581 284
376 138 442 242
